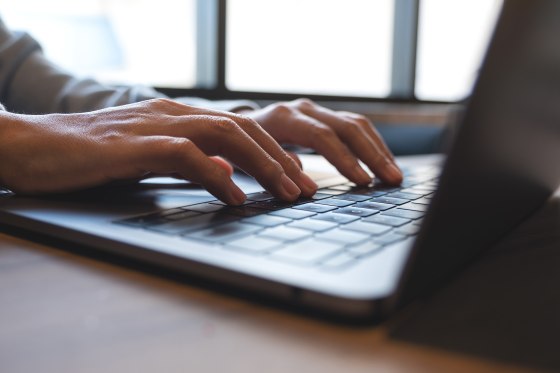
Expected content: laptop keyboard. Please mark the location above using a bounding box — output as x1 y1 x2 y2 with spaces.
115 166 439 271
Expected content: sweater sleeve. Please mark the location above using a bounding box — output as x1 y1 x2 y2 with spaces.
0 19 258 114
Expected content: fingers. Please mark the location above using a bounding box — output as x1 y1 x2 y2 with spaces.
287 152 303 169
139 113 316 199
338 111 396 162
166 104 318 196
282 113 375 185
296 100 402 185
222 115 317 197
127 136 246 205
137 116 311 201
209 156 234 177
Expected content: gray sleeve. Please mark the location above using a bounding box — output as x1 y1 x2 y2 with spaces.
0 19 258 114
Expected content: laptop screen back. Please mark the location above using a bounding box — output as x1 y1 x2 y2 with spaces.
399 0 560 302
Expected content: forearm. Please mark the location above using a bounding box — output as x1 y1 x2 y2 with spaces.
0 21 257 114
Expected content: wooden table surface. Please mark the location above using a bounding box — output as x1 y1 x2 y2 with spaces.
2 191 560 373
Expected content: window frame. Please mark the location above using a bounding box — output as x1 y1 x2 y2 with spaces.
157 0 454 104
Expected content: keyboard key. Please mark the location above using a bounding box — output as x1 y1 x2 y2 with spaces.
341 221 391 235
246 191 274 202
312 212 359 224
310 193 332 200
269 208 316 220
316 228 369 245
226 236 282 253
381 209 425 220
259 226 312 241
350 189 388 197
399 202 429 212
387 192 421 201
243 214 291 227
288 218 339 232
186 222 262 242
293 203 337 213
371 183 400 193
209 199 255 206
372 233 407 246
251 199 297 210
316 198 355 207
346 242 383 258
364 215 410 227
333 194 371 202
223 206 265 217
329 185 354 191
270 239 343 265
372 196 408 205
321 253 357 270
398 188 427 196
408 197 431 205
355 201 393 211
185 203 226 213
336 207 379 217
318 189 346 195
395 223 421 236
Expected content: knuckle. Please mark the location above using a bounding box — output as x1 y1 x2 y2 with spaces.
345 122 364 137
148 98 190 113
294 98 314 110
311 124 336 139
282 153 302 173
271 103 294 117
213 117 240 135
205 164 229 183
355 115 373 128
235 115 261 131
260 157 284 179
166 137 196 161
149 98 175 108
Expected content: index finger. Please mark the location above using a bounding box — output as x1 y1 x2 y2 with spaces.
299 104 402 185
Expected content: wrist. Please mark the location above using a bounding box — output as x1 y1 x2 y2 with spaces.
0 111 28 190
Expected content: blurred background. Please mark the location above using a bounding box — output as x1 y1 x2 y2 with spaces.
0 0 503 154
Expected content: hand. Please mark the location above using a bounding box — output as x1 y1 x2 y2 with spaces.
241 99 403 185
0 99 318 204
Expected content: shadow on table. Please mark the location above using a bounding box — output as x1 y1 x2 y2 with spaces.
389 197 560 371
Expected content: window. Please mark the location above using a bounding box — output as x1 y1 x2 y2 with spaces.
226 0 394 98
0 0 504 102
0 0 197 88
415 0 503 101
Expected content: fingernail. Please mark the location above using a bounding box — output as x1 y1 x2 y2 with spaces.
353 165 371 185
230 186 246 205
298 172 318 195
387 163 403 184
280 173 301 199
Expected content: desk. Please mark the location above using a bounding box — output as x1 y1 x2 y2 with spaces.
1 191 559 373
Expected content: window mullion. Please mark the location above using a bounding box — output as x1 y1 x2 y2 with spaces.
390 0 420 99
196 0 219 88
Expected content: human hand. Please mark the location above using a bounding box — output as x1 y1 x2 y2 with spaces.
0 99 318 204
240 99 403 185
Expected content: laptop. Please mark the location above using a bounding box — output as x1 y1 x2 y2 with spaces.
1 0 560 319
